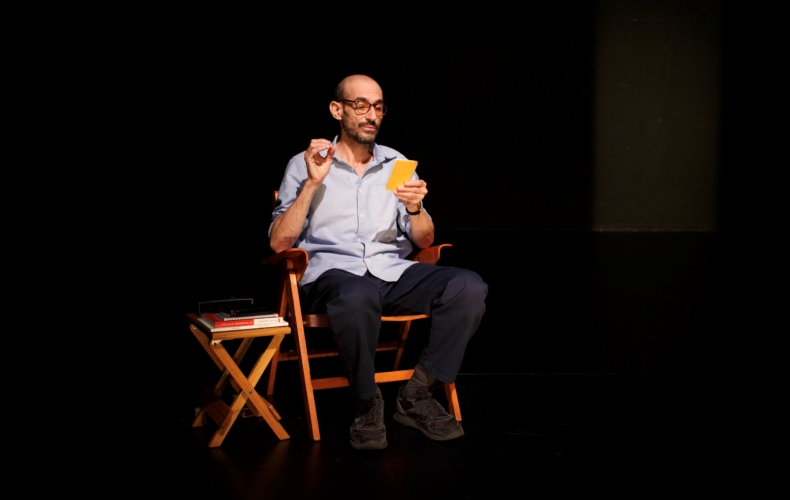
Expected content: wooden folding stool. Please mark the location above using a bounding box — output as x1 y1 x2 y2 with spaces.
187 313 291 447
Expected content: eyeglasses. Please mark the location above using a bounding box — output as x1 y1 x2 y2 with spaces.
340 99 387 117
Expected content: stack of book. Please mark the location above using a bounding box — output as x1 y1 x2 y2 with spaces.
197 311 288 332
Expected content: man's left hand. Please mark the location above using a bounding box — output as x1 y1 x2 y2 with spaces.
395 180 427 213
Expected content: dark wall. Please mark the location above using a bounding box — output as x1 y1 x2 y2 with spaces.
161 4 597 233
593 0 722 230
159 1 722 232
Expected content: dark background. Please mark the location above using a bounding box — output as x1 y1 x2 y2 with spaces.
151 1 739 416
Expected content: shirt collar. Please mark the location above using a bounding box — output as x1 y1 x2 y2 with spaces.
331 135 395 167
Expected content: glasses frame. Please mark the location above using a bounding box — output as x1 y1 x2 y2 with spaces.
340 99 387 117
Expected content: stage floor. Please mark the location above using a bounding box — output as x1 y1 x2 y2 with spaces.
158 371 723 498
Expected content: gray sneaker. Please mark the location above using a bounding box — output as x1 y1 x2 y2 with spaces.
393 384 464 441
350 387 387 450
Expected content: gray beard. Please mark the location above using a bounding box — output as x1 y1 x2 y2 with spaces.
342 117 378 145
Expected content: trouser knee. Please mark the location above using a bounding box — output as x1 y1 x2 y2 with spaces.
444 269 488 312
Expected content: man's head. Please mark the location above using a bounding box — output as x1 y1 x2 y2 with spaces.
329 75 386 145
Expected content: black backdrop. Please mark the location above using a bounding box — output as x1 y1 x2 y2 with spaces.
164 10 596 232
148 2 734 412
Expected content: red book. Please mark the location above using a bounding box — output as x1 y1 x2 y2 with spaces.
196 316 288 333
202 312 285 328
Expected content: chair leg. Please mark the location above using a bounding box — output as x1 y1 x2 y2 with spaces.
286 270 321 441
445 383 462 421
392 320 412 370
265 270 291 396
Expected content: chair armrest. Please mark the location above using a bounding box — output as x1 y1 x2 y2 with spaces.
262 248 309 282
409 244 452 265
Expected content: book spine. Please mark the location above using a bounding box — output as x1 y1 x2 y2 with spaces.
203 313 250 327
216 312 278 320
209 321 289 332
246 318 286 326
203 313 285 328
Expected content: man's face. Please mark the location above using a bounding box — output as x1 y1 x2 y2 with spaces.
341 105 380 145
338 78 384 145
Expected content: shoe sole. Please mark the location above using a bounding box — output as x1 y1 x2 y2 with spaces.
350 437 388 450
393 412 465 441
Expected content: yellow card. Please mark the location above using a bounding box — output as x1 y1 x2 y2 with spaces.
386 159 418 190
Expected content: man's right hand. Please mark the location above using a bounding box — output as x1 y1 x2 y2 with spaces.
305 139 335 186
271 139 333 253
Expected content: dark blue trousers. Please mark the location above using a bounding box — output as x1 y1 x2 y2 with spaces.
301 264 488 400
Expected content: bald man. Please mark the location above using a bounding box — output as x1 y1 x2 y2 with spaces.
270 75 488 450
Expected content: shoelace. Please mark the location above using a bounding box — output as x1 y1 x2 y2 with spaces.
409 392 451 420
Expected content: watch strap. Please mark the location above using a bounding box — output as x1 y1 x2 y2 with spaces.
405 202 422 216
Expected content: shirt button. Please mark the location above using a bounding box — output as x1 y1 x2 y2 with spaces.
359 214 364 218
358 188 362 192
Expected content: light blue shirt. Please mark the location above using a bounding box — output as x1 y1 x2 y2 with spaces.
269 137 429 285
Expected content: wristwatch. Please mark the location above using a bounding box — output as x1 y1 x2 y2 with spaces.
405 201 422 216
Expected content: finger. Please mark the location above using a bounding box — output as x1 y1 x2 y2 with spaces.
307 146 331 157
309 138 333 148
307 140 334 155
393 192 410 202
394 190 422 201
397 186 426 196
307 148 334 165
316 146 334 164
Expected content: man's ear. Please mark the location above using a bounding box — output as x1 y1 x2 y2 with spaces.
329 101 343 121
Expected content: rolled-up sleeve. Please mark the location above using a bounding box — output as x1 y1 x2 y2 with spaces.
268 155 309 238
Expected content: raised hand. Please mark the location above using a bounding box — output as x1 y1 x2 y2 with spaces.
304 139 335 186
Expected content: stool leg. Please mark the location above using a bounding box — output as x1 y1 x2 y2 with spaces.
192 408 207 427
265 350 280 396
211 343 290 444
266 270 290 396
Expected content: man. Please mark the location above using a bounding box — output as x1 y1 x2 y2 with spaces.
269 74 487 450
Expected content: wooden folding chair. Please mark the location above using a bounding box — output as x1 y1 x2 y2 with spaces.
262 192 461 441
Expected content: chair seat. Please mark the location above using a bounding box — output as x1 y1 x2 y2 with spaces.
303 313 430 328
275 312 429 362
